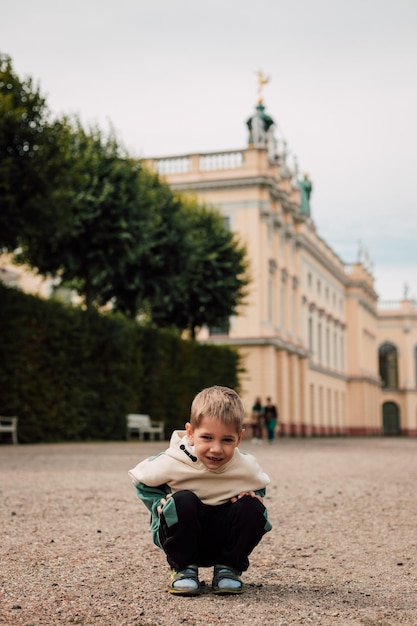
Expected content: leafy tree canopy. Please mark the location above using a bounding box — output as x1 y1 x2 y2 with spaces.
0 53 73 252
148 196 250 339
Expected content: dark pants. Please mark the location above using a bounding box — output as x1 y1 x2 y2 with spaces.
158 490 268 573
266 419 277 442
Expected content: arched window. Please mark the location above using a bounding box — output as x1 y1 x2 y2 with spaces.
379 343 398 388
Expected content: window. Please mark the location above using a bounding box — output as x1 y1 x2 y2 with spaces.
291 285 296 334
318 322 322 362
326 326 330 365
209 322 230 336
308 315 313 351
267 218 273 245
379 343 399 388
280 280 285 330
268 274 273 323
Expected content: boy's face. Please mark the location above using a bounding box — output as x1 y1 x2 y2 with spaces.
186 416 244 470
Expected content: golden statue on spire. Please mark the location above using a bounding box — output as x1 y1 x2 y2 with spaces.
256 70 270 104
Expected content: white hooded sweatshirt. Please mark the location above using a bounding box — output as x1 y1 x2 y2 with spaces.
129 429 270 506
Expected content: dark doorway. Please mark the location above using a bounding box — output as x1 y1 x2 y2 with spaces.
382 401 400 435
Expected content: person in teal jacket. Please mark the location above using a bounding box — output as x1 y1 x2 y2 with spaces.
264 397 278 444
129 386 272 596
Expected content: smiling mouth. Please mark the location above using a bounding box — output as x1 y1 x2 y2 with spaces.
206 456 223 462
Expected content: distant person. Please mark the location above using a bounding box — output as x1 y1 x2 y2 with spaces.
129 385 272 596
264 397 278 444
251 396 264 444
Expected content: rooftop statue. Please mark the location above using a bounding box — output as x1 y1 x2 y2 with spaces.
246 103 274 147
298 173 312 217
247 72 274 147
256 70 270 104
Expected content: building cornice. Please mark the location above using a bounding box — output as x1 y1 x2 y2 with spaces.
381 387 417 395
295 233 346 283
347 375 382 387
309 363 347 381
346 280 378 302
202 335 309 358
170 174 297 206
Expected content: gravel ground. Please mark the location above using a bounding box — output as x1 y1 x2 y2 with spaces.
1 437 416 626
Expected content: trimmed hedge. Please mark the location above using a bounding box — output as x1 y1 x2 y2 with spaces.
0 284 241 443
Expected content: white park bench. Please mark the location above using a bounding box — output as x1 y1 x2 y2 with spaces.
126 414 164 441
0 416 19 445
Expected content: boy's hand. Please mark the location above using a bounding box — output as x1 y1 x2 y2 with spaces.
230 491 263 503
157 493 172 515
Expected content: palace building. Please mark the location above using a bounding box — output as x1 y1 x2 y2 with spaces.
146 95 417 437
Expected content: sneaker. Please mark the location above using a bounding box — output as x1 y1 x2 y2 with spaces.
169 565 200 596
212 564 243 594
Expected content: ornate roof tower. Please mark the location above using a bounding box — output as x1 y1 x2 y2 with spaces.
246 70 275 149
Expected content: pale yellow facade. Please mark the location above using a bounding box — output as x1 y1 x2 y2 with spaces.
146 104 417 436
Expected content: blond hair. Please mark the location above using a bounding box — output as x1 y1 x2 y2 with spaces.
190 386 245 433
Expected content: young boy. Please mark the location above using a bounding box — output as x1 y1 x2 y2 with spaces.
128 385 272 596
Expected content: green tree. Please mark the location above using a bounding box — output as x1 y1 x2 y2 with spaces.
102 167 194 318
0 53 73 253
149 198 250 339
19 122 152 310
17 120 192 316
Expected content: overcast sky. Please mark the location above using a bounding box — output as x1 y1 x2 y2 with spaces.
2 0 416 301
